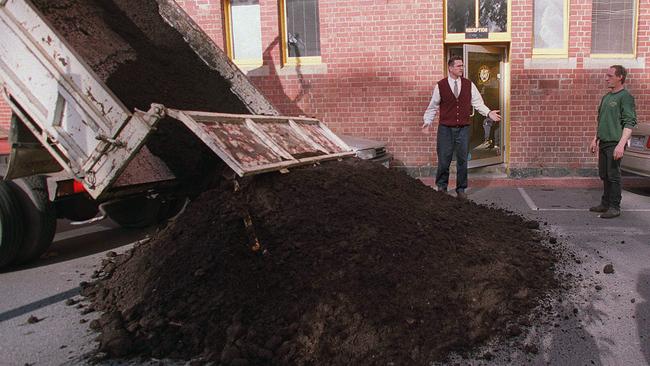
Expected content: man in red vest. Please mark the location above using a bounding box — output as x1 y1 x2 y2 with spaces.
422 56 501 199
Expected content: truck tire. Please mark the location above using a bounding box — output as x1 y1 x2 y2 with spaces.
0 180 24 268
9 176 57 264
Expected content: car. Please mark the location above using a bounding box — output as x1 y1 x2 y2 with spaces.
339 134 392 168
622 123 650 177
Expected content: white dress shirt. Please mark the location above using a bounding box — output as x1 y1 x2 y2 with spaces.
422 76 492 126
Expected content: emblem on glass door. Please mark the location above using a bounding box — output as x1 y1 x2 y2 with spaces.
478 65 491 84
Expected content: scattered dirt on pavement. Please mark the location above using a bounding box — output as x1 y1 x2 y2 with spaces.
81 159 560 365
27 315 41 324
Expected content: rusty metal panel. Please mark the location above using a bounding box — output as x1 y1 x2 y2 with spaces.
167 110 354 177
254 120 324 157
202 121 285 168
293 120 348 154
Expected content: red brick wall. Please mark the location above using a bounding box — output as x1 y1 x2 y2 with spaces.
509 0 650 175
2 0 648 174
186 0 650 173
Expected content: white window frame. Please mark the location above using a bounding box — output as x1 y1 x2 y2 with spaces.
532 0 569 58
224 0 263 67
590 0 639 58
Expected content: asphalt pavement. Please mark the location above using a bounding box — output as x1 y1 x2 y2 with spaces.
465 183 650 366
0 180 649 366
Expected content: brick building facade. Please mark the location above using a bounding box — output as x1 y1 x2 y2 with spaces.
1 0 647 176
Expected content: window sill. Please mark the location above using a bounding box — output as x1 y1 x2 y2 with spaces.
583 57 645 69
276 63 328 75
237 64 270 77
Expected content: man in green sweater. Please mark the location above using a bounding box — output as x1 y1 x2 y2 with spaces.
589 65 637 219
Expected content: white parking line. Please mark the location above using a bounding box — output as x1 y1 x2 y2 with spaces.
518 188 539 211
517 187 650 212
53 224 114 243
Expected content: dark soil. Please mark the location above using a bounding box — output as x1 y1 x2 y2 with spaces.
33 0 249 114
33 1 560 364
81 159 559 365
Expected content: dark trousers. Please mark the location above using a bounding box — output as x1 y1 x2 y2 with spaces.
436 125 469 193
598 142 622 210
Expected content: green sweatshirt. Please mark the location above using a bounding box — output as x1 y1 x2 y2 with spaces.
597 88 637 143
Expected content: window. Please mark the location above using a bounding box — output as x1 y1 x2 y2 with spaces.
447 0 476 33
591 0 637 56
479 0 507 32
224 0 263 66
280 0 321 64
445 0 510 42
533 0 568 57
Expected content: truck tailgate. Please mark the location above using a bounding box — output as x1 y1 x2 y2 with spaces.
167 110 354 176
0 0 156 198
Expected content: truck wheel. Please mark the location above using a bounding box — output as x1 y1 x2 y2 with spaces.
9 176 57 264
0 181 24 268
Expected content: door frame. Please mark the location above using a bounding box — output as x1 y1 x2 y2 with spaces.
446 44 510 169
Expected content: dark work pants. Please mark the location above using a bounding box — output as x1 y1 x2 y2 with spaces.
436 125 469 193
598 142 622 210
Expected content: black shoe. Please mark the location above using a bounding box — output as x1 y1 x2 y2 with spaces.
456 191 467 200
600 208 620 219
589 204 608 213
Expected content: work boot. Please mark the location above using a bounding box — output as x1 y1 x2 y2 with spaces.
589 204 608 213
456 191 467 200
600 208 620 219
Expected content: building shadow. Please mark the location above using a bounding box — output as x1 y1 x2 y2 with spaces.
256 36 308 116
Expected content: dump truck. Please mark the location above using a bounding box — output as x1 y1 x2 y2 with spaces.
0 0 354 268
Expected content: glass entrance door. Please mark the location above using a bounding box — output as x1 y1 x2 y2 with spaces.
462 45 505 168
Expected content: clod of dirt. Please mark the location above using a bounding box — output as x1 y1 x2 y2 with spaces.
27 315 40 324
81 160 560 365
603 264 615 274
